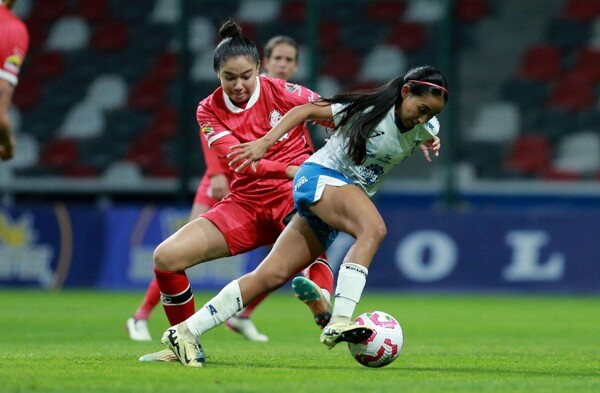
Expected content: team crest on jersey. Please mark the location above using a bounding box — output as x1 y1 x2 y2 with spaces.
269 110 282 127
4 53 24 74
200 122 215 138
285 83 302 95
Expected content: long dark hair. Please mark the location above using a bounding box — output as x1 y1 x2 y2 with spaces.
213 20 260 72
321 65 449 164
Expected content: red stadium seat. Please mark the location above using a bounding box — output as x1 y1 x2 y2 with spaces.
39 138 80 169
90 20 129 51
319 21 341 51
503 135 551 175
147 163 179 178
73 0 109 22
456 0 490 23
26 51 65 82
367 0 407 23
568 48 600 84
387 22 427 52
280 0 306 23
125 135 164 170
517 44 562 82
149 50 179 82
147 106 179 140
543 168 580 181
561 0 600 22
12 77 42 111
65 164 99 178
128 78 167 112
548 77 594 112
321 47 361 81
28 0 68 24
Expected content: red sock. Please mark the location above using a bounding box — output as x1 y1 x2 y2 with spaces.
305 254 334 295
154 267 195 326
133 278 161 321
237 293 269 318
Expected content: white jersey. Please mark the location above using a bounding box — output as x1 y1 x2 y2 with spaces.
307 103 440 197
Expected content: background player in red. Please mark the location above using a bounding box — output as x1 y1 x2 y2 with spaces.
0 0 29 161
129 30 332 345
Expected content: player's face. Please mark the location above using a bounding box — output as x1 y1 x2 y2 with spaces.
263 43 298 81
397 85 445 129
218 56 260 104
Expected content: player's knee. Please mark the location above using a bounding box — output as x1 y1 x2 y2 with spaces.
153 241 181 271
360 219 387 247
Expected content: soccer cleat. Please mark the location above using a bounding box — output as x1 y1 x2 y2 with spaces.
138 349 178 362
161 323 206 367
292 276 331 329
320 321 373 349
126 317 152 341
225 316 269 342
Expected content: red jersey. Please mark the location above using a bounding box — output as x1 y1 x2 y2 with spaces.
197 76 318 197
0 5 29 86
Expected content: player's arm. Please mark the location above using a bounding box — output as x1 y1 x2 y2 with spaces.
227 101 333 172
0 79 15 161
199 135 230 199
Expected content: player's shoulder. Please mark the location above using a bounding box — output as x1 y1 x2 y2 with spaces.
260 75 304 96
0 8 28 34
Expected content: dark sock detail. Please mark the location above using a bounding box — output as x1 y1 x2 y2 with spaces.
161 285 194 306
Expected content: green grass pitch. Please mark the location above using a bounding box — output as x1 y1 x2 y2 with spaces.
0 290 599 393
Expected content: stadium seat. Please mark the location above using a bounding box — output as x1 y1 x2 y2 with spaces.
149 50 178 82
147 106 178 141
517 44 562 82
28 0 67 25
90 20 129 52
386 22 427 53
25 51 65 82
366 0 407 22
4 133 39 170
236 0 281 23
65 164 99 178
102 161 144 184
125 134 164 170
12 77 42 111
316 76 342 98
503 135 551 176
128 78 167 112
359 44 407 83
86 74 128 111
73 0 108 22
455 0 490 24
280 0 305 23
188 16 217 52
466 101 521 143
60 102 105 139
404 0 447 23
191 50 216 82
552 131 600 175
560 0 600 22
45 16 91 51
548 77 594 112
320 47 361 82
567 48 600 84
39 138 80 169
319 21 341 51
544 18 590 50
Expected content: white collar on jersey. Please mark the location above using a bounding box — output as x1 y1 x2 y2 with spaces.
223 76 261 113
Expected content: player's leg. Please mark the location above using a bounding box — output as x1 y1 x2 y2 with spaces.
293 255 334 329
126 278 160 341
153 216 230 325
161 215 323 366
309 184 385 348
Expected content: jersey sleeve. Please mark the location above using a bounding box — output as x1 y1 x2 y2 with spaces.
199 132 228 177
0 19 29 86
424 116 440 137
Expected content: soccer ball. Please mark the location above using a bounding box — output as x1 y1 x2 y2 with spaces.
348 311 404 368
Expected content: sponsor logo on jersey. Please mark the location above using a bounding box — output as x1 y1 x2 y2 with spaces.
4 53 23 74
269 110 282 127
285 82 302 95
294 176 308 191
200 122 215 138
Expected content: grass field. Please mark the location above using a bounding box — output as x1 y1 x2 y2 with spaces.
1 290 599 393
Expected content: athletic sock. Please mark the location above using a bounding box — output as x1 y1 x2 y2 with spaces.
133 278 161 321
306 254 334 305
186 280 243 336
332 262 368 320
236 293 268 318
154 267 195 326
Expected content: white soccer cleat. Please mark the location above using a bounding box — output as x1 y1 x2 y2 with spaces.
320 320 373 349
161 323 206 367
126 317 152 341
138 349 178 362
225 316 269 342
292 276 331 329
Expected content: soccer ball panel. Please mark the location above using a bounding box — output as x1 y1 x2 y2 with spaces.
348 311 404 368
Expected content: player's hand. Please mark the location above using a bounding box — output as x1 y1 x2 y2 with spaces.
227 139 270 173
285 165 299 179
0 132 15 161
209 173 230 200
419 136 440 162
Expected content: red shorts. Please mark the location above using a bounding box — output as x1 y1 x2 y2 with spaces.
201 187 295 256
193 174 226 208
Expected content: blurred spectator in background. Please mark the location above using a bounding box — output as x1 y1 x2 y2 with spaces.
0 0 29 161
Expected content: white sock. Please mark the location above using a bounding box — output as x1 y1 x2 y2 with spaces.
186 280 243 336
321 289 331 306
332 263 368 321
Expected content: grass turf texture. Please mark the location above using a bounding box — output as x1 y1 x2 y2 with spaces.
0 290 599 393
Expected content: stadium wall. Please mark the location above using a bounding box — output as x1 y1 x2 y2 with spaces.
0 196 599 294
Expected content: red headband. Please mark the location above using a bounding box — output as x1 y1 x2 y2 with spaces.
406 79 448 93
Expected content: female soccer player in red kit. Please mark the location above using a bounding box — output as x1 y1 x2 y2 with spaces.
138 21 334 362
0 0 29 161
129 33 332 344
